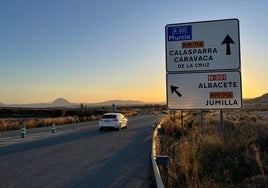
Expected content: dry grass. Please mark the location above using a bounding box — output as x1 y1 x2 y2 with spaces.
0 108 139 132
159 110 268 187
0 116 79 131
0 115 105 131
119 108 139 117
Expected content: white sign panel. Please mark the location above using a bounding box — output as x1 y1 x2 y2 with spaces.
166 19 240 72
167 71 242 109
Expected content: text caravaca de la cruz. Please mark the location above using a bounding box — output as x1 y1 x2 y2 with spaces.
169 40 217 70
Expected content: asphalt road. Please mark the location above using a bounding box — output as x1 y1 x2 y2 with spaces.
0 113 162 188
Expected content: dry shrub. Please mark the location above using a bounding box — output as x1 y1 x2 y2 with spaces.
0 119 20 131
177 134 200 188
159 110 268 187
0 119 8 131
0 116 85 131
118 108 139 117
161 115 183 138
239 175 268 188
0 108 138 132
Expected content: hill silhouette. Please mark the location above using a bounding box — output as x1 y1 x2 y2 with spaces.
0 98 146 108
243 93 268 110
254 93 268 103
52 98 73 106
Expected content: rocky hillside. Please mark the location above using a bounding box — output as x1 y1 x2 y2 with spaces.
254 93 268 103
243 93 268 110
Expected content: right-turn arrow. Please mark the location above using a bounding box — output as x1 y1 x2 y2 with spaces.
170 85 182 97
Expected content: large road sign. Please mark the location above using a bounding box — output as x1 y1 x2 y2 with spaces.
166 19 240 72
167 71 242 109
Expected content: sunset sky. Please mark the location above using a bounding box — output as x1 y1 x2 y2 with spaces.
1 0 267 104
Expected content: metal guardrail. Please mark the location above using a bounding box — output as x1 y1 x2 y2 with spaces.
151 122 165 188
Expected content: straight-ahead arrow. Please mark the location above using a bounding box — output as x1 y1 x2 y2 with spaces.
170 85 182 97
221 34 235 55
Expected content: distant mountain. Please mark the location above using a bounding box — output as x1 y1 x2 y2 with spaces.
0 98 147 108
0 98 74 108
52 98 73 107
91 99 145 106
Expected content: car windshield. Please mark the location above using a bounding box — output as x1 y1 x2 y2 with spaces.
102 115 117 119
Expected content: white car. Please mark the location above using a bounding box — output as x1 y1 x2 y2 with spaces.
99 113 128 130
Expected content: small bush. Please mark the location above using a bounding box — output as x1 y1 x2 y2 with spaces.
0 106 140 132
159 110 268 187
0 115 97 131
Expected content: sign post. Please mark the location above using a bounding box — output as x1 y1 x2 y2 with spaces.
165 19 242 110
167 71 242 109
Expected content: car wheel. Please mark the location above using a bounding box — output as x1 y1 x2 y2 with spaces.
99 127 102 131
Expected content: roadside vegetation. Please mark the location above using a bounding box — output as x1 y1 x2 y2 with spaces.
158 109 268 187
0 104 163 132
0 105 142 132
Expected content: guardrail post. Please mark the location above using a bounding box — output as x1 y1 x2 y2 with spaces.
74 115 77 124
51 123 56 133
156 155 169 188
157 127 164 153
21 125 26 138
157 127 164 135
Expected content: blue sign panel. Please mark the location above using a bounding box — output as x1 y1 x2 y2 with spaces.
167 25 192 41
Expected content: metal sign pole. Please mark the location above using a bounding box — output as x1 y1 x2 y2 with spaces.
181 110 183 128
220 110 224 132
200 110 204 134
173 110 176 126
